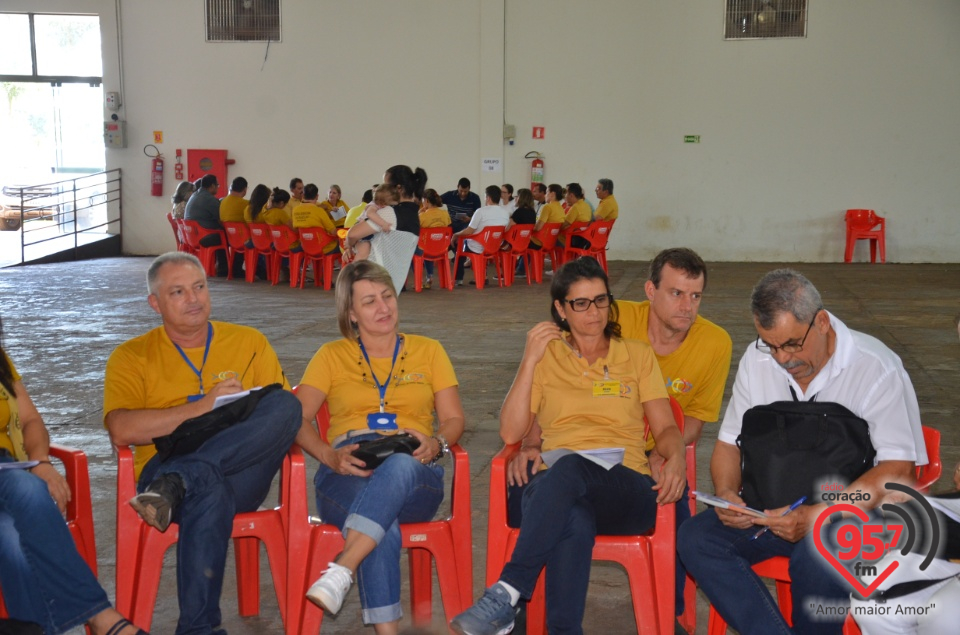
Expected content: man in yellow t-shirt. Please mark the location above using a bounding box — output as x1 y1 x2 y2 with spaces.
103 252 301 634
344 188 374 229
218 177 248 223
510 247 732 621
593 178 618 221
292 183 337 254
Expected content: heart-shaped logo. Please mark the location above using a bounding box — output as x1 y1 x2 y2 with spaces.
812 504 899 598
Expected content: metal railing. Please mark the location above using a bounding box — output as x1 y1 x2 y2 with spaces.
3 169 122 264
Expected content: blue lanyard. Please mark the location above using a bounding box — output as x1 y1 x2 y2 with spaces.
173 322 213 395
358 335 402 413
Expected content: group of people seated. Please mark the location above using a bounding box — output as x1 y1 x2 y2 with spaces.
5 164 956 635
170 168 619 289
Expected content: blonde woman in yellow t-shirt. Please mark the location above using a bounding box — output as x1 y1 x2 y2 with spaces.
452 257 685 634
0 325 148 635
294 261 465 630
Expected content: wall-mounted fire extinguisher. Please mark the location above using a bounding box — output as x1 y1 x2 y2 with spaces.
145 144 164 197
525 150 544 190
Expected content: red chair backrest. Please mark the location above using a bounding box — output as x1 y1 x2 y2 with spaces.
179 220 202 249
916 425 942 491
298 227 339 258
845 209 880 229
417 227 453 258
269 225 298 253
533 223 562 251
470 225 506 255
582 220 614 251
247 222 274 251
223 221 250 249
502 224 535 254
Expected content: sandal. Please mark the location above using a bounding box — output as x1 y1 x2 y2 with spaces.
105 617 149 635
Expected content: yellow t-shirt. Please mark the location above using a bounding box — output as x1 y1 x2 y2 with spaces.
531 202 566 246
219 194 248 223
344 202 366 229
103 321 289 478
419 208 451 228
617 300 733 451
320 200 351 228
531 338 667 474
0 353 22 456
255 206 292 227
564 200 592 225
292 203 336 233
299 334 458 441
594 195 619 221
243 204 262 223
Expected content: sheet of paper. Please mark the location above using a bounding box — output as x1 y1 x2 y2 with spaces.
929 496 960 525
541 447 625 471
0 460 39 471
212 386 261 409
692 490 769 518
330 207 347 221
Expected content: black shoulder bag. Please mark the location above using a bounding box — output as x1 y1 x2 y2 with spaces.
736 386 876 510
152 383 283 462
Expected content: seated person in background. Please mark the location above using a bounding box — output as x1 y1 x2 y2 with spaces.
529 184 566 251
678 269 927 635
441 177 482 233
451 257 685 635
292 183 338 253
593 178 618 221
319 184 350 228
254 188 293 228
506 188 536 228
243 184 271 224
284 177 304 215
500 184 516 213
532 183 546 215
452 185 510 286
218 177 248 223
1 316 147 635
346 183 400 262
417 188 452 289
561 183 593 249
184 174 229 276
295 261 465 632
171 181 194 220
104 253 301 635
345 188 375 229
508 247 732 624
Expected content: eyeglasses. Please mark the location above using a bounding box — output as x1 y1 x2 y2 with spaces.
755 308 822 355
564 294 614 312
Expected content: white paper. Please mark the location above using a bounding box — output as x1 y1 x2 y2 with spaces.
329 206 347 221
213 386 261 409
541 447 625 471
692 490 769 518
929 496 960 525
0 460 39 471
482 158 502 173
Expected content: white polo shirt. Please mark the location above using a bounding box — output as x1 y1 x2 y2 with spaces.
465 204 510 253
718 312 927 466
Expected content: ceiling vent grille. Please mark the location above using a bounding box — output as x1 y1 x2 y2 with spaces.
205 0 280 42
724 0 807 40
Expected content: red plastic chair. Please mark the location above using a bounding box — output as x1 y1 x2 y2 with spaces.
499 224 535 287
222 222 255 282
456 225 505 289
555 221 590 268
413 227 454 292
485 397 686 635
296 227 342 291
528 223 562 284
706 425 941 635
247 222 277 283
114 444 307 633
293 402 473 634
562 220 615 273
179 220 227 277
167 213 189 253
0 444 98 620
269 225 300 287
843 209 886 263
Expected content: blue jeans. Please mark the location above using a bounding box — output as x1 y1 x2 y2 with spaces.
678 509 848 635
138 389 302 635
314 433 445 625
0 452 110 634
499 454 659 635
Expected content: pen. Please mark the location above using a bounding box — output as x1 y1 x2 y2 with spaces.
750 496 807 540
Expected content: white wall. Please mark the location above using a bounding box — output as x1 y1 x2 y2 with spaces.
15 0 960 261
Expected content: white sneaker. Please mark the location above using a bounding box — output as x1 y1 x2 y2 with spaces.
306 562 353 614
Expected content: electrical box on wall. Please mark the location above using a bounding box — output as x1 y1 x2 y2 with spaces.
104 120 126 148
105 91 121 111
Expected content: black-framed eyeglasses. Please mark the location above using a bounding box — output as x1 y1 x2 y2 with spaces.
564 294 614 312
755 308 822 355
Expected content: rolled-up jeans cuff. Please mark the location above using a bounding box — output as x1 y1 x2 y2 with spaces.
362 602 402 625
344 512 386 544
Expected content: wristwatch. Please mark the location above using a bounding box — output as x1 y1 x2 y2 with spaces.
431 434 449 463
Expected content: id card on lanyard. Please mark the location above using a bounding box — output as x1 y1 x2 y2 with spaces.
359 336 402 432
174 322 213 403
592 364 621 397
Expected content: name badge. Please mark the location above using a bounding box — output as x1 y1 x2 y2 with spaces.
592 380 620 397
367 412 398 431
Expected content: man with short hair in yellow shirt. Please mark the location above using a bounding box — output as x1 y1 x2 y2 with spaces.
103 252 301 635
218 176 248 223
509 247 732 625
593 178 618 221
292 183 338 254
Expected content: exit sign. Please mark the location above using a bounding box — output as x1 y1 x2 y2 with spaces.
684 135 701 143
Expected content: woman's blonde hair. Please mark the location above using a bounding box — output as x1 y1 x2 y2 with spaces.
372 183 399 207
335 261 397 340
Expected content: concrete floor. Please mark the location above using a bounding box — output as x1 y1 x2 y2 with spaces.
1 257 958 634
